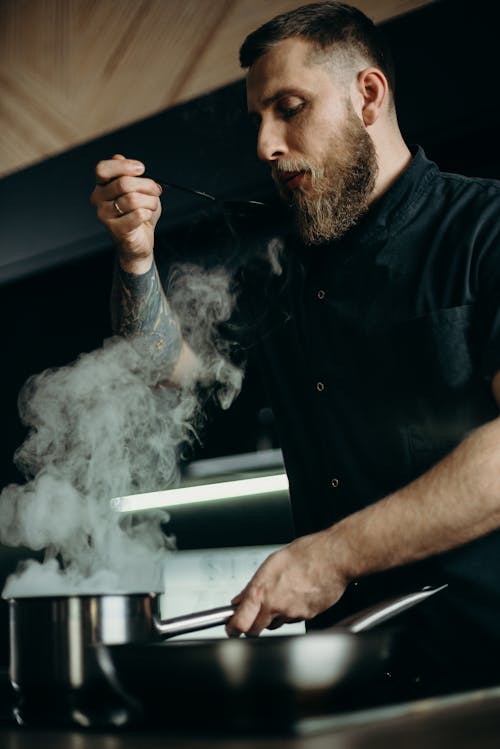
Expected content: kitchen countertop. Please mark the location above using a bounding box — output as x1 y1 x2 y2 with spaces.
2 684 500 748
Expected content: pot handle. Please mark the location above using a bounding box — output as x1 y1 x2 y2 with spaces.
153 604 236 639
334 584 448 634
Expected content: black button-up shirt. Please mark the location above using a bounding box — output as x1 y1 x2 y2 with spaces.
240 146 500 655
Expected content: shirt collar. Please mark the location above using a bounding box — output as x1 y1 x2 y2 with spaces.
292 145 438 262
352 144 437 243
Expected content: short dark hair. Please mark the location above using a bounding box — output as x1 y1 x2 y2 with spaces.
239 1 395 96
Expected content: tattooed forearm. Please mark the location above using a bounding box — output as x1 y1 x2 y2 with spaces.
111 259 182 377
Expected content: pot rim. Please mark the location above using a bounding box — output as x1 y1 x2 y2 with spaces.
5 591 163 602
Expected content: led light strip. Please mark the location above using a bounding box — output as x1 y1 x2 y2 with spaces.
111 472 289 513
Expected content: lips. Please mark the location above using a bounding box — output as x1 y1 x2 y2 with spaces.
279 170 305 189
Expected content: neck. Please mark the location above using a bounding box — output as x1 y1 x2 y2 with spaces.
369 129 412 206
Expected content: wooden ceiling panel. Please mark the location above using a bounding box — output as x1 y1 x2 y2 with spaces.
178 0 432 102
0 0 433 177
77 1 230 131
177 0 312 103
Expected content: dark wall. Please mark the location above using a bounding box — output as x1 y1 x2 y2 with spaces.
1 0 499 488
384 0 500 178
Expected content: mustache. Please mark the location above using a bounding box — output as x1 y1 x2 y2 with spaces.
271 159 325 184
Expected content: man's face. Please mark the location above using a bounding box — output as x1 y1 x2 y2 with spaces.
246 37 378 244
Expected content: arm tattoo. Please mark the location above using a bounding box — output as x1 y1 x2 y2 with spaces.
111 259 182 378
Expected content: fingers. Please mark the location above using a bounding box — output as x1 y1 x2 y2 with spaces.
226 593 266 637
95 154 145 185
227 584 286 637
90 155 163 258
93 175 162 204
91 156 162 216
101 207 158 238
247 607 277 636
226 600 288 637
98 192 160 222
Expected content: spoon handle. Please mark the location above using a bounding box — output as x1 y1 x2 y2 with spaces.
146 174 217 202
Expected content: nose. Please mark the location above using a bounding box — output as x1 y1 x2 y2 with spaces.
256 120 287 163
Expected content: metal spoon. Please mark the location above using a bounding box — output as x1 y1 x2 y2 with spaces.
145 174 269 211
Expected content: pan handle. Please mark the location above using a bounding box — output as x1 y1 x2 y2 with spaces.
334 584 448 633
152 584 447 639
153 604 236 639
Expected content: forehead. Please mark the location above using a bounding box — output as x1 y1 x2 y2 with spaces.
246 37 337 111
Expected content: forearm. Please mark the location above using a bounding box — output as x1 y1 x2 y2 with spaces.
226 415 500 636
332 416 500 581
111 256 183 378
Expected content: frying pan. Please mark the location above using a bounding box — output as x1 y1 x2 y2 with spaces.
7 585 446 728
8 585 444 687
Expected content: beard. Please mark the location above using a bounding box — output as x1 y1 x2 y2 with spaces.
273 104 378 245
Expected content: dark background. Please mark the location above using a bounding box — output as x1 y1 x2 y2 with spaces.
0 0 499 504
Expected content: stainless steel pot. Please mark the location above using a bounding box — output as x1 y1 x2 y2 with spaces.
7 591 236 726
8 592 231 695
9 591 233 647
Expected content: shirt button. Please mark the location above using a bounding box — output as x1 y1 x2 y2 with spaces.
316 381 325 392
331 478 339 488
317 289 326 300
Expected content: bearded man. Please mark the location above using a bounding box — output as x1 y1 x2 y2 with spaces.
92 2 500 688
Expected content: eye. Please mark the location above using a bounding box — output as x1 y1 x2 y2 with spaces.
277 98 305 120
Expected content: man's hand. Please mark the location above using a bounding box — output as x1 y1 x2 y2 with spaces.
91 154 162 274
226 529 351 637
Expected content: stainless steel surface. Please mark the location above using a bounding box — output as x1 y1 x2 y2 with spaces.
111 627 388 698
8 594 238 647
9 593 159 650
336 585 448 634
8 592 240 727
147 175 216 201
153 604 236 638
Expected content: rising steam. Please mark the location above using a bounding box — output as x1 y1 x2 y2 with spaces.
0 265 242 597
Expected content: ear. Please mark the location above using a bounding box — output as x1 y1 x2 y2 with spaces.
356 67 388 126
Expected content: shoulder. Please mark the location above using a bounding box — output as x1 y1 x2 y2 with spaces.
415 164 500 251
430 168 500 211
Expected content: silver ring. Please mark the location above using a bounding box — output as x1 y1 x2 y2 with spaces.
113 199 124 216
